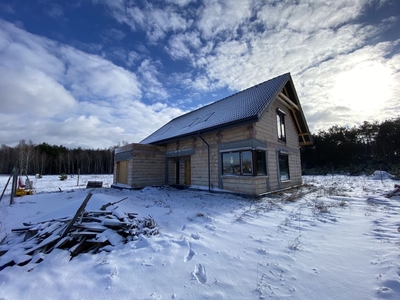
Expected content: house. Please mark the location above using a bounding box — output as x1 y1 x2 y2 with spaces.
113 73 312 196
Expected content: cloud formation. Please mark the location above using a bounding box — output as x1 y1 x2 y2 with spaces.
0 20 184 148
0 0 399 149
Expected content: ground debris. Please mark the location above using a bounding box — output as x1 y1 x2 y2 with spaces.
385 184 400 198
0 193 159 270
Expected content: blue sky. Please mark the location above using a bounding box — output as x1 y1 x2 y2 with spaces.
0 0 399 149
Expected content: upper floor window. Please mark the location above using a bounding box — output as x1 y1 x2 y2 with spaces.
277 109 286 142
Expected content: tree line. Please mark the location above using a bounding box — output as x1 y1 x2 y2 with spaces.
0 141 119 175
301 117 400 177
1 117 399 177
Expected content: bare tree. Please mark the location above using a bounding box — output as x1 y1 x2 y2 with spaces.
16 139 34 174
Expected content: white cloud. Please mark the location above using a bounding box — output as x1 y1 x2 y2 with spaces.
137 59 169 100
102 28 126 42
197 0 253 39
0 20 183 148
0 66 76 117
98 1 190 43
167 31 202 60
166 0 195 7
257 0 367 33
299 41 400 132
61 45 141 100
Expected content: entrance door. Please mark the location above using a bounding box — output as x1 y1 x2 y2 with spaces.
117 160 129 184
184 160 191 185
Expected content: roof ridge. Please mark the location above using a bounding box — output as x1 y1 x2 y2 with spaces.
169 72 290 122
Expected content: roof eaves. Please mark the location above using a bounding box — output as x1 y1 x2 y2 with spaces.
146 116 259 145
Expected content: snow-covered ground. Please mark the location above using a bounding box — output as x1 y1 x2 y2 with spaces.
0 173 399 300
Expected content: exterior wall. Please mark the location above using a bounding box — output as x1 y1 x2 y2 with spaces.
114 98 304 195
222 176 268 195
255 100 302 191
114 143 166 188
164 98 303 195
113 144 134 185
164 123 257 193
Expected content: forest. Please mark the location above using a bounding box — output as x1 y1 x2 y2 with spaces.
301 117 400 177
0 117 399 177
0 141 117 176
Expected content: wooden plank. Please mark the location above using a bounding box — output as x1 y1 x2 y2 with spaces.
69 236 88 257
60 193 93 238
70 231 99 236
0 172 13 203
25 234 61 255
0 232 6 245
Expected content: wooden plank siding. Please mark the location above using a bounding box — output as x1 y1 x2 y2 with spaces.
114 144 166 188
255 100 302 191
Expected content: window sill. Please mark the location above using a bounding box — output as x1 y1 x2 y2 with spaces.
222 175 268 178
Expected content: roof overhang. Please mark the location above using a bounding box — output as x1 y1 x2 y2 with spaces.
277 93 312 146
147 116 258 146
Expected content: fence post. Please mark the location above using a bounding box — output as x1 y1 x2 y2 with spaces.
10 167 18 205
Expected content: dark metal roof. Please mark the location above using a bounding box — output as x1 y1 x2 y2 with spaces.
140 73 311 145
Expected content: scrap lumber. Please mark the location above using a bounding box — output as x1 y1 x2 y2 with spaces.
100 197 128 210
0 193 159 270
0 232 6 245
385 184 400 198
60 193 93 238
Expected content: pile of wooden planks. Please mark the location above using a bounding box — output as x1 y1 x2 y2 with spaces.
0 193 158 270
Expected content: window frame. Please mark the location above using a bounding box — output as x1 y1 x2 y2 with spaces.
221 150 267 176
278 152 290 181
276 109 286 142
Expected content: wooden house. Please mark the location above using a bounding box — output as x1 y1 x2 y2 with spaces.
113 73 312 196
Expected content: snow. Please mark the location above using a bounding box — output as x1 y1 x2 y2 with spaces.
369 171 397 180
0 173 400 299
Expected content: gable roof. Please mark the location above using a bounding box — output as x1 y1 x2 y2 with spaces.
140 73 312 146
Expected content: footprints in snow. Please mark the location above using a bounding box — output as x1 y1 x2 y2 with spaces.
192 264 207 284
184 241 196 262
181 225 207 284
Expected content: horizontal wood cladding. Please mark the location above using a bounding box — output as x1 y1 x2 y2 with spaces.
255 101 299 150
114 144 166 187
222 176 268 195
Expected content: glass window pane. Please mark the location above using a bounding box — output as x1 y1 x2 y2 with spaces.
241 151 253 175
279 154 290 181
277 112 286 141
256 151 266 175
277 114 282 138
222 152 240 175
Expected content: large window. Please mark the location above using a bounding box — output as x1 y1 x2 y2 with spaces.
277 109 286 142
222 152 240 175
256 151 267 175
278 153 290 181
222 150 267 176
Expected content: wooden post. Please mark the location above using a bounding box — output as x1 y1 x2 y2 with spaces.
10 167 18 205
77 168 80 186
0 172 13 203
